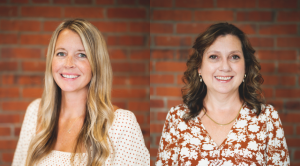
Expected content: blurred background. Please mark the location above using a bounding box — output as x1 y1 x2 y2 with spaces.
150 0 300 165
0 0 149 165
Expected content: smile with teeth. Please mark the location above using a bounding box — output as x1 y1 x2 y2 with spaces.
61 74 80 79
215 76 233 80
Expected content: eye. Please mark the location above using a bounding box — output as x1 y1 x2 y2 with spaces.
232 55 240 60
79 53 86 58
56 52 65 56
209 55 217 59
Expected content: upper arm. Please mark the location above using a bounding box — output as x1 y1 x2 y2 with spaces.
265 105 290 165
12 99 40 166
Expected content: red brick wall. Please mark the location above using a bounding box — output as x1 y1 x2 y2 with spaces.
0 0 149 165
150 0 300 165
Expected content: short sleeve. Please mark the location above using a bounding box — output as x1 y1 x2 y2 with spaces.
156 106 180 166
108 109 150 166
265 105 290 165
12 99 40 166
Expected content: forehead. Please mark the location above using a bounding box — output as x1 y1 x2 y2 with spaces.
205 34 242 54
55 29 85 50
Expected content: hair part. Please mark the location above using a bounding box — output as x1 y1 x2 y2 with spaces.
182 22 264 121
26 19 114 166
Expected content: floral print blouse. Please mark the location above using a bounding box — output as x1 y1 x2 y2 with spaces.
156 104 290 166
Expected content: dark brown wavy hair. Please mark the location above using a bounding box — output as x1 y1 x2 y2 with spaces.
182 23 264 121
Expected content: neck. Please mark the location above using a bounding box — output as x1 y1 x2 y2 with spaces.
60 88 88 119
204 89 243 113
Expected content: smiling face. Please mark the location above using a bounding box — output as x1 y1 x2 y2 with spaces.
198 34 245 95
52 29 92 93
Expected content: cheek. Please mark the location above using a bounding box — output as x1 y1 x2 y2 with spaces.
51 59 61 73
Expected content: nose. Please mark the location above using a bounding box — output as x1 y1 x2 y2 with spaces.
65 55 75 68
219 59 231 72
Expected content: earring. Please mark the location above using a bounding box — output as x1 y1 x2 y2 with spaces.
199 74 202 82
243 74 246 82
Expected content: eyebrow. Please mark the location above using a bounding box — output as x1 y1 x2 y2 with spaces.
206 50 242 54
55 48 86 52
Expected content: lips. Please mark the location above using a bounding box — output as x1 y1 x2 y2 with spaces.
215 76 233 81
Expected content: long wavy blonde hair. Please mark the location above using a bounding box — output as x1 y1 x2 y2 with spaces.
25 19 114 165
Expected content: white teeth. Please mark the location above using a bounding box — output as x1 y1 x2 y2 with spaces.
216 76 232 80
62 74 79 78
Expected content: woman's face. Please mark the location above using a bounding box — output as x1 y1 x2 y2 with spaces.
198 34 245 95
52 29 92 93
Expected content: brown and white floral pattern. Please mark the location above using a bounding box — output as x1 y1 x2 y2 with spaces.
156 104 290 166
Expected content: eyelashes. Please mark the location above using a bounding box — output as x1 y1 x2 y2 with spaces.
56 52 87 58
208 54 241 60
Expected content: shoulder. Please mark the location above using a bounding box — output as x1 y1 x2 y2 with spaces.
24 98 41 119
168 104 189 118
111 109 139 129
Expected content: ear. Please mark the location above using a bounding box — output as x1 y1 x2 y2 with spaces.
198 67 201 75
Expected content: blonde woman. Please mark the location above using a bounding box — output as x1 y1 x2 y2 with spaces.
12 19 149 166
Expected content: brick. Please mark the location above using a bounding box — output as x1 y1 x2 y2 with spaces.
19 75 44 85
91 21 127 33
107 36 144 46
262 88 273 98
155 135 161 145
151 50 174 59
283 125 293 136
237 11 273 21
118 0 135 4
177 74 184 85
11 0 28 3
43 21 62 31
286 101 300 110
0 20 40 32
286 138 300 147
74 0 92 4
135 114 144 124
295 150 300 159
175 0 213 8
175 49 193 60
266 100 283 111
276 89 300 98
154 36 192 46
2 75 15 85
194 11 234 21
263 75 295 86
0 62 18 71
277 37 300 47
130 49 150 60
107 8 146 19
259 24 297 35
108 49 127 59
112 76 127 85
168 100 183 108
248 37 273 47
0 127 10 136
0 140 17 149
150 99 164 108
22 87 43 98
21 6 61 18
128 101 149 111
112 88 146 98
152 10 192 21
150 74 174 84
176 23 210 34
157 111 168 121
32 0 49 3
257 50 297 60
150 123 164 133
2 101 30 111
0 33 18 44
22 61 46 72
0 114 20 123
150 148 158 158
129 76 149 85
278 11 300 22
217 0 255 7
1 48 41 59
111 62 145 72
96 0 114 4
155 62 186 72
258 0 297 8
150 87 153 95
234 24 256 35
2 152 14 162
150 0 172 7
112 101 126 110
53 0 71 4
156 87 181 97
0 6 18 17
139 0 149 5
20 34 51 45
64 7 103 18
150 23 173 34
278 63 299 73
129 22 149 33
